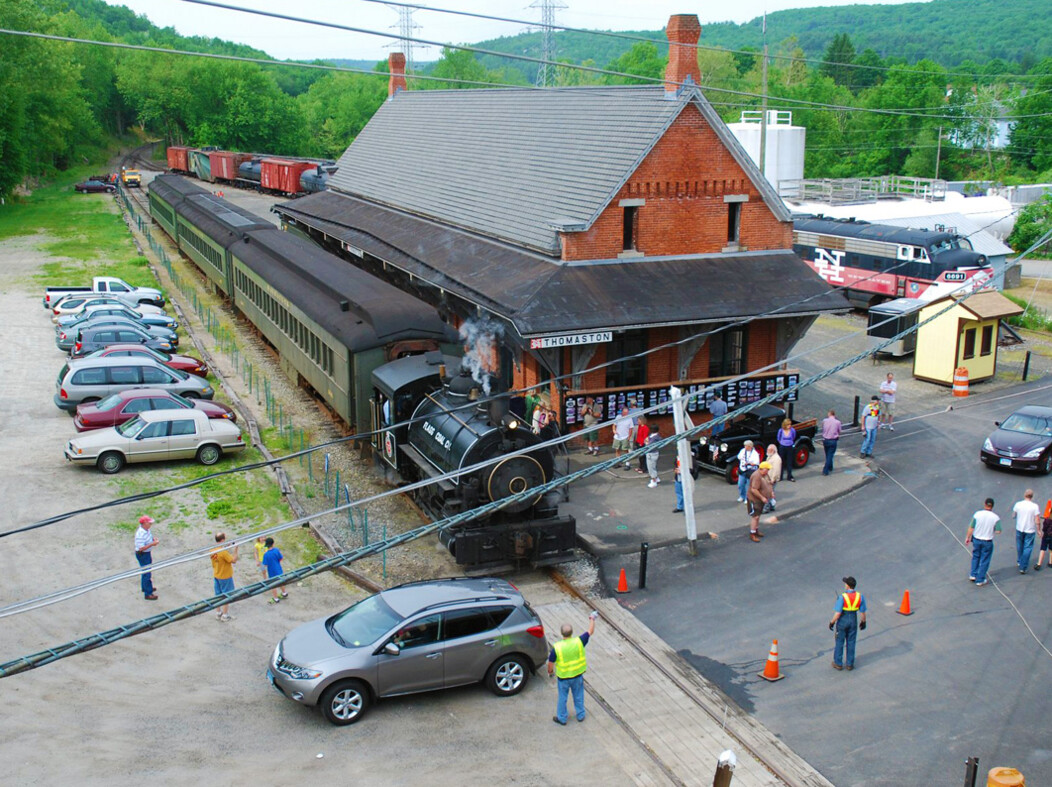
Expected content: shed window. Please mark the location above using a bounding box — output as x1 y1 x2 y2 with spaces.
980 324 994 357
962 327 976 360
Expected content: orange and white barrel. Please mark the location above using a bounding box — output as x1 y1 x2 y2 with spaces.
953 367 969 398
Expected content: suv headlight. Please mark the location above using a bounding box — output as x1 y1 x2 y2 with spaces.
275 653 322 680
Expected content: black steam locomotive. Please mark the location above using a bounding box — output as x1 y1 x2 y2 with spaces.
371 353 576 572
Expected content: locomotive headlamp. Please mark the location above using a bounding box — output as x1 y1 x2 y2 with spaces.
502 414 518 431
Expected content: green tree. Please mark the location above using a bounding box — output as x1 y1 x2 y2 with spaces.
298 72 386 158
1008 59 1052 172
603 42 665 86
1007 194 1052 255
422 48 500 89
819 33 856 88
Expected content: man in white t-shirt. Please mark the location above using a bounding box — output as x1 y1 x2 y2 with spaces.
612 407 633 469
879 373 897 431
965 497 1001 586
1013 489 1040 575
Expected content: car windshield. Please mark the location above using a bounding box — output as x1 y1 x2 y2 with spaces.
115 417 145 437
1001 413 1052 436
94 394 124 412
327 594 402 648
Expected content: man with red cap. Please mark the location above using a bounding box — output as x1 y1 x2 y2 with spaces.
134 515 159 600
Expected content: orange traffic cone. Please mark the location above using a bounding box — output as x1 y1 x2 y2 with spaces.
896 589 913 616
615 568 629 594
758 639 786 681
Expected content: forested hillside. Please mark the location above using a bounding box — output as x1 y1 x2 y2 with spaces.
1 0 1050 202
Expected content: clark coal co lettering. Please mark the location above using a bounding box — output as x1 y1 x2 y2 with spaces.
530 331 613 350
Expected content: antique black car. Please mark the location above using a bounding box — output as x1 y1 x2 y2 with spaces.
692 403 817 484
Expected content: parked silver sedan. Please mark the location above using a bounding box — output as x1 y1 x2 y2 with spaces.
64 409 246 473
267 577 548 725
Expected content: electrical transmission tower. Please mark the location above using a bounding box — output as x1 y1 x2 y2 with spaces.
530 0 567 87
387 4 421 74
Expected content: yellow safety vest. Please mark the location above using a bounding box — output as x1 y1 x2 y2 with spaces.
553 637 587 679
842 592 861 612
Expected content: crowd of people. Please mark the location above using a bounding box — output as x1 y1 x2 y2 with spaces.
966 490 1052 586
132 516 289 618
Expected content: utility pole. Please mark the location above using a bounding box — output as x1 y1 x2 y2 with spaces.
935 125 943 180
387 5 420 75
670 386 698 555
759 11 769 176
530 0 567 87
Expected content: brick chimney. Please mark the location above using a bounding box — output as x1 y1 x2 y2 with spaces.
388 52 407 98
664 14 701 97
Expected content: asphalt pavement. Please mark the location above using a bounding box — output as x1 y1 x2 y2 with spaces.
599 379 1052 785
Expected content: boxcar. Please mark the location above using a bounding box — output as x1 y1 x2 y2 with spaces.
230 227 458 429
260 159 316 195
210 151 252 183
166 146 191 174
189 149 215 182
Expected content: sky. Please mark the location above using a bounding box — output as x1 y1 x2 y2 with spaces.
102 0 922 62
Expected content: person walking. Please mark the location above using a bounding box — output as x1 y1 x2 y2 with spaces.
612 406 633 469
581 397 600 456
646 425 662 488
966 497 1001 586
776 418 797 482
1034 506 1052 571
764 445 782 512
736 440 761 503
672 457 684 513
262 537 289 603
747 461 773 542
547 611 597 725
708 391 729 437
821 410 842 476
134 515 159 601
879 373 897 430
210 532 239 622
860 397 880 458
1012 489 1040 575
830 576 867 671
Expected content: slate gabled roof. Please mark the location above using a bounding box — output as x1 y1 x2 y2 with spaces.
328 85 789 256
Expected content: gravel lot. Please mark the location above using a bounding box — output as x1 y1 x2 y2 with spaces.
0 204 664 785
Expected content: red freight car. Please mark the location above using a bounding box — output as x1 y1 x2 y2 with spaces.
166 146 191 173
260 158 316 195
210 151 252 183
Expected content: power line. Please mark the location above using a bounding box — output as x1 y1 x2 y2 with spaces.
362 0 1046 85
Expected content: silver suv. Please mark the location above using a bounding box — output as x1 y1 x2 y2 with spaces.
54 356 213 412
268 577 548 725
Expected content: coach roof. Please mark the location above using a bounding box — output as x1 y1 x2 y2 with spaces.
326 85 790 256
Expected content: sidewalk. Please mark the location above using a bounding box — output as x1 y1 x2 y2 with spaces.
562 436 877 556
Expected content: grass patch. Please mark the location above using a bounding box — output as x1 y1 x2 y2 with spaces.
1003 292 1052 332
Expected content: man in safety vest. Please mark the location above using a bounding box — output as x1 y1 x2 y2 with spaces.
829 576 867 671
547 611 597 725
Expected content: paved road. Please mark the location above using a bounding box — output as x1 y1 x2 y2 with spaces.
602 381 1052 785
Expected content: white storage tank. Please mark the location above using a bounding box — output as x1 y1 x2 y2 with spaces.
727 111 805 197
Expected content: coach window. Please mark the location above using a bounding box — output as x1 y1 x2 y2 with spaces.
980 324 994 357
962 327 976 360
709 326 748 377
605 331 647 388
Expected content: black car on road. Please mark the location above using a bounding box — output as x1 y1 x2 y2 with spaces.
980 405 1052 474
692 403 817 484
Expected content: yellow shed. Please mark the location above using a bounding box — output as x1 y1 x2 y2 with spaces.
913 291 1023 386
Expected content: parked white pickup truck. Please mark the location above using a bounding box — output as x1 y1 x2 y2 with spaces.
42 276 165 310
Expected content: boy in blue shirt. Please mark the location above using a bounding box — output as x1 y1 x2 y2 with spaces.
262 537 288 604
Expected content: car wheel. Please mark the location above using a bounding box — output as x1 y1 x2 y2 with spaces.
485 654 529 697
319 680 371 725
182 392 199 399
1042 454 1052 475
196 444 221 466
793 444 811 468
97 452 125 474
724 463 739 485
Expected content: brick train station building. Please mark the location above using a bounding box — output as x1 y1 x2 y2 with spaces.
275 14 848 435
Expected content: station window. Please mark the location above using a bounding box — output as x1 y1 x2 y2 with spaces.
962 327 976 360
605 331 647 388
622 206 638 251
709 326 748 377
727 202 741 245
980 324 993 357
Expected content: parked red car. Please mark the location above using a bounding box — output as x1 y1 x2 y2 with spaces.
73 389 236 432
76 344 209 377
